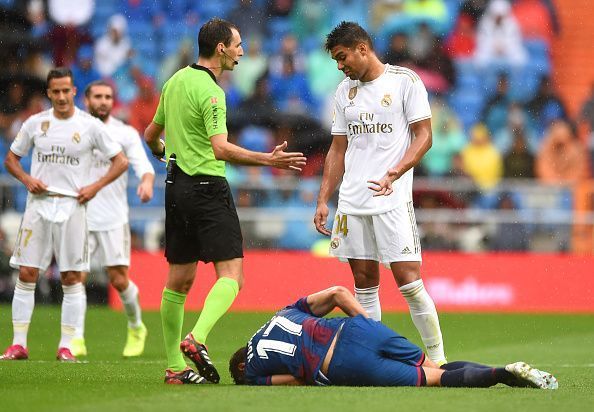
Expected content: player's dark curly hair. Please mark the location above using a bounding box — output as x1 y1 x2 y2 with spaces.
229 346 248 385
325 21 374 52
198 18 239 58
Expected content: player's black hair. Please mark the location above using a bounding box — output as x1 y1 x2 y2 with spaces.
46 67 73 87
84 80 113 97
325 21 374 52
229 346 248 385
198 18 239 58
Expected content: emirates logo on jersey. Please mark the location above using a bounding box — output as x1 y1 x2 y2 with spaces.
348 86 357 100
72 132 81 143
41 121 50 136
381 94 392 107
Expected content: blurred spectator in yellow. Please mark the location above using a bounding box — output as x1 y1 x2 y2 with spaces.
404 0 448 25
535 121 589 185
461 124 503 189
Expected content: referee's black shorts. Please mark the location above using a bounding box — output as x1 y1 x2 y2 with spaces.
165 169 243 264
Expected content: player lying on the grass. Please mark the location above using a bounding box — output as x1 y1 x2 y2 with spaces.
228 286 558 389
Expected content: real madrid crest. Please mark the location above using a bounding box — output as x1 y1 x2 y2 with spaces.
348 86 357 100
330 238 340 249
381 94 392 107
41 121 50 136
72 132 81 143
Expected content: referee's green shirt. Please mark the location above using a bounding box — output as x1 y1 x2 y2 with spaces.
153 64 227 177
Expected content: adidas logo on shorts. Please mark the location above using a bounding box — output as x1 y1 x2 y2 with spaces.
401 247 412 254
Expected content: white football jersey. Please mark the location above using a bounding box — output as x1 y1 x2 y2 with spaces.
87 116 155 231
10 108 122 221
331 64 431 215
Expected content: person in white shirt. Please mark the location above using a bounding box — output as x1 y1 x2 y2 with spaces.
314 22 447 365
1 68 128 362
94 14 132 78
69 80 155 358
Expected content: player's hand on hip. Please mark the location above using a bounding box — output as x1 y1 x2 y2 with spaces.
314 203 332 236
137 181 153 203
367 168 399 197
77 183 100 204
24 176 47 194
269 141 307 171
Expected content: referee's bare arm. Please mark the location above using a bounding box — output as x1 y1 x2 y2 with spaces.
210 134 306 171
144 122 165 157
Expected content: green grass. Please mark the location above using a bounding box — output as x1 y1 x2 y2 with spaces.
1 306 593 412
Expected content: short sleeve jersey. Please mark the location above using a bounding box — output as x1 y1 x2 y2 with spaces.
153 64 227 177
87 116 155 231
331 64 431 215
11 107 121 195
245 298 345 386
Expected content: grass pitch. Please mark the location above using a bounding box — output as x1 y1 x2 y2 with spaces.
0 306 593 412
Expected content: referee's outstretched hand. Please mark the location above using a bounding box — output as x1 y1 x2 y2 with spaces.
269 141 307 171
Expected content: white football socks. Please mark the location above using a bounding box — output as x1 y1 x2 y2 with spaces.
12 279 36 348
354 285 382 321
399 279 446 364
60 283 85 350
74 287 87 339
119 281 142 329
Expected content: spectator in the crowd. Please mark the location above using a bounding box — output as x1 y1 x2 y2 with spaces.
444 13 476 59
371 0 405 31
327 0 370 30
578 82 594 169
511 0 554 46
128 76 160 134
482 73 511 134
489 192 530 251
475 0 527 68
408 22 436 63
421 99 466 176
7 93 47 142
268 34 306 77
26 0 50 38
461 124 503 189
415 36 455 92
268 55 315 115
94 14 132 78
503 129 535 178
71 45 101 107
237 75 277 125
404 0 448 26
306 38 345 101
266 0 295 17
231 39 268 99
228 0 267 42
157 38 195 89
383 32 413 67
535 121 589 185
48 0 94 26
492 102 536 154
526 76 567 139
460 0 489 24
290 0 331 42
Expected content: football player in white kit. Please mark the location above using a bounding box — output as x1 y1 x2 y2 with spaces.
1 68 128 362
314 22 447 365
69 80 155 358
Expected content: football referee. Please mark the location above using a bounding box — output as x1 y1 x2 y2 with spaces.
145 18 306 385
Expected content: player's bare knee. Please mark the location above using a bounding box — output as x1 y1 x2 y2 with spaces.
390 262 421 287
18 267 39 283
61 271 82 285
107 266 129 291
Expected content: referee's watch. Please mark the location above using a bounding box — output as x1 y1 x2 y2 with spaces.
152 138 166 161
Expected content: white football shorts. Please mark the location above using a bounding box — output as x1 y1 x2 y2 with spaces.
89 223 131 268
329 201 422 266
10 202 89 272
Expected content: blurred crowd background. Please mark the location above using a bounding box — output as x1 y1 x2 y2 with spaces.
0 0 594 300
